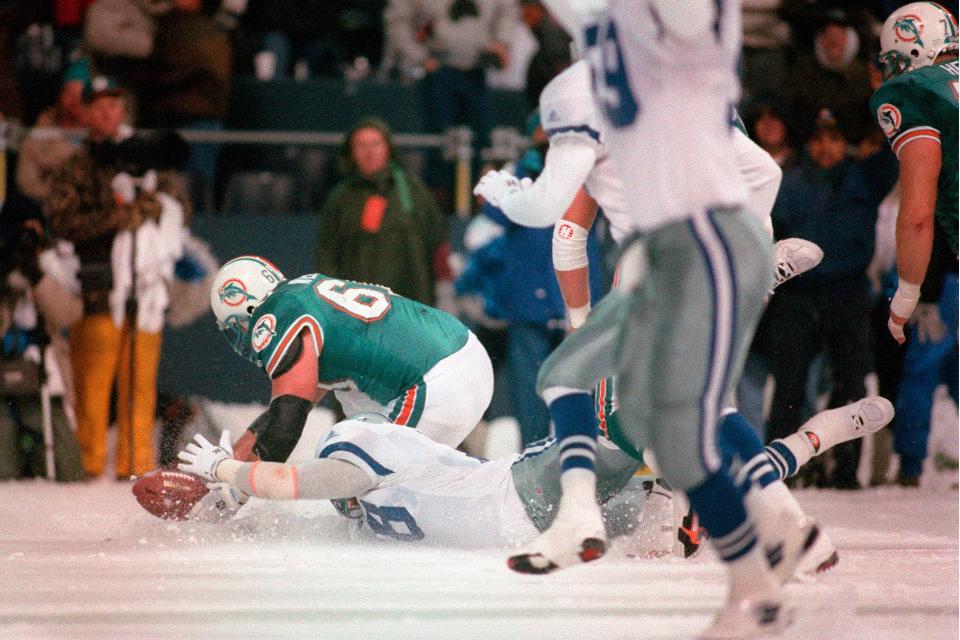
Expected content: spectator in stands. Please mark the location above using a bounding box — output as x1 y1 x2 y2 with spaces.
746 101 797 169
315 117 452 308
764 109 898 489
384 0 519 202
520 0 571 109
86 0 232 196
888 228 959 487
740 0 792 101
46 83 186 480
83 0 167 63
0 197 85 482
237 0 382 79
784 8 874 146
15 79 86 203
467 116 606 444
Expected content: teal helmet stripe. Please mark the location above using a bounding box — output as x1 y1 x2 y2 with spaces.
224 255 284 276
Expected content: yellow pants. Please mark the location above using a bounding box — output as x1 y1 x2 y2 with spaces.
70 314 162 478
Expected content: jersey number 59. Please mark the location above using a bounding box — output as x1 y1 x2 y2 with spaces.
584 19 639 128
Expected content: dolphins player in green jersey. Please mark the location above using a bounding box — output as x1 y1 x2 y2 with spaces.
204 256 493 501
870 2 958 343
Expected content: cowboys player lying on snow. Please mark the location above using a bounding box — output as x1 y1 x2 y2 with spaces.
177 396 891 568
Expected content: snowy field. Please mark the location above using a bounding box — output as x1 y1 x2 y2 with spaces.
0 404 957 640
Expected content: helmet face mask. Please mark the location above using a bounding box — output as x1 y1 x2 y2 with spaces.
210 256 285 362
219 314 254 361
879 2 959 79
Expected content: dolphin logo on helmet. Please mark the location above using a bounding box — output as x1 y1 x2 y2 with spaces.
210 256 285 362
218 279 259 307
894 15 924 45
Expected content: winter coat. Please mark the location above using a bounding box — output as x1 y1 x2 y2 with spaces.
315 162 447 306
384 0 518 71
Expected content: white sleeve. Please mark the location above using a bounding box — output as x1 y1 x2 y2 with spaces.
497 138 598 228
228 458 375 500
733 128 780 237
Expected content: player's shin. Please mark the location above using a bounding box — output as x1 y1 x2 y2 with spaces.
686 470 788 639
507 390 606 574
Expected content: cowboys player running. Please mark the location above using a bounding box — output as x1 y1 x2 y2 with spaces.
475 56 834 579
478 0 807 636
198 256 492 518
870 2 958 343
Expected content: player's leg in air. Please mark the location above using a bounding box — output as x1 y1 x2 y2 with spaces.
602 395 894 568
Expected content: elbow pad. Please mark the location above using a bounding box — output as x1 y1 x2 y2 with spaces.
552 220 590 271
249 395 313 462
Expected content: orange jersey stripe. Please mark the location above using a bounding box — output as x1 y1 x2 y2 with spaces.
395 387 418 425
266 316 323 376
892 127 941 157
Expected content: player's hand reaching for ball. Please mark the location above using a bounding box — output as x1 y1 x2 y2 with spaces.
178 431 234 482
473 170 532 208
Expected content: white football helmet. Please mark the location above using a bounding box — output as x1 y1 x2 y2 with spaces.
210 255 285 361
879 2 958 78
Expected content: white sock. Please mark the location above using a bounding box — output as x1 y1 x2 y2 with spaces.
726 544 780 603
560 467 597 505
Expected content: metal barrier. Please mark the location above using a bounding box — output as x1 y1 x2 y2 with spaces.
2 124 529 218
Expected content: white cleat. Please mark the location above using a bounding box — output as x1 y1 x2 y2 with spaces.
795 521 839 575
508 492 607 574
699 597 793 639
844 396 896 439
764 513 822 584
772 238 824 290
799 397 895 454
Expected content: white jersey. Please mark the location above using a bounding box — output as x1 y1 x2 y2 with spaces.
317 421 538 548
540 60 634 244
540 57 778 245
568 0 747 231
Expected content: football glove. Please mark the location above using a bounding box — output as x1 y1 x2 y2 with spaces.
178 430 234 483
473 169 532 209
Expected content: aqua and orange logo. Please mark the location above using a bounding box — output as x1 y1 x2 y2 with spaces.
251 314 277 352
877 103 902 137
803 431 821 453
219 278 258 308
894 15 924 46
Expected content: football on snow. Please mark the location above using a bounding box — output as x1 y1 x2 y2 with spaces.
132 469 209 520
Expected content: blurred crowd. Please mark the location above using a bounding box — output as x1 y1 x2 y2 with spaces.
0 0 956 488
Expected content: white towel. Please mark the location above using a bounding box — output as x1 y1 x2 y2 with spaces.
109 192 185 332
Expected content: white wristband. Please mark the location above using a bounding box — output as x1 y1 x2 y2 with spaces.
568 304 591 329
890 280 921 319
552 220 590 271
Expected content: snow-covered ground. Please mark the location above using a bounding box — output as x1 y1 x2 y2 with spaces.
0 404 956 640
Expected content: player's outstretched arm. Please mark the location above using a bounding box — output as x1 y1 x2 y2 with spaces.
474 138 597 228
554 187 599 329
889 138 941 343
178 432 375 501
222 458 373 501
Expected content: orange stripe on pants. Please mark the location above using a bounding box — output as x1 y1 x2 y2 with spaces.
70 314 162 478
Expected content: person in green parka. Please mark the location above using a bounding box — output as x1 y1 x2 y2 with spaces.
316 118 451 307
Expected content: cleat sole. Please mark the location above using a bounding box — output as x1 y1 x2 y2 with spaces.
815 550 840 573
579 538 607 563
507 554 558 575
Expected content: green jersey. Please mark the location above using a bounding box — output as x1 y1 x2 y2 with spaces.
249 274 468 405
870 59 959 254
